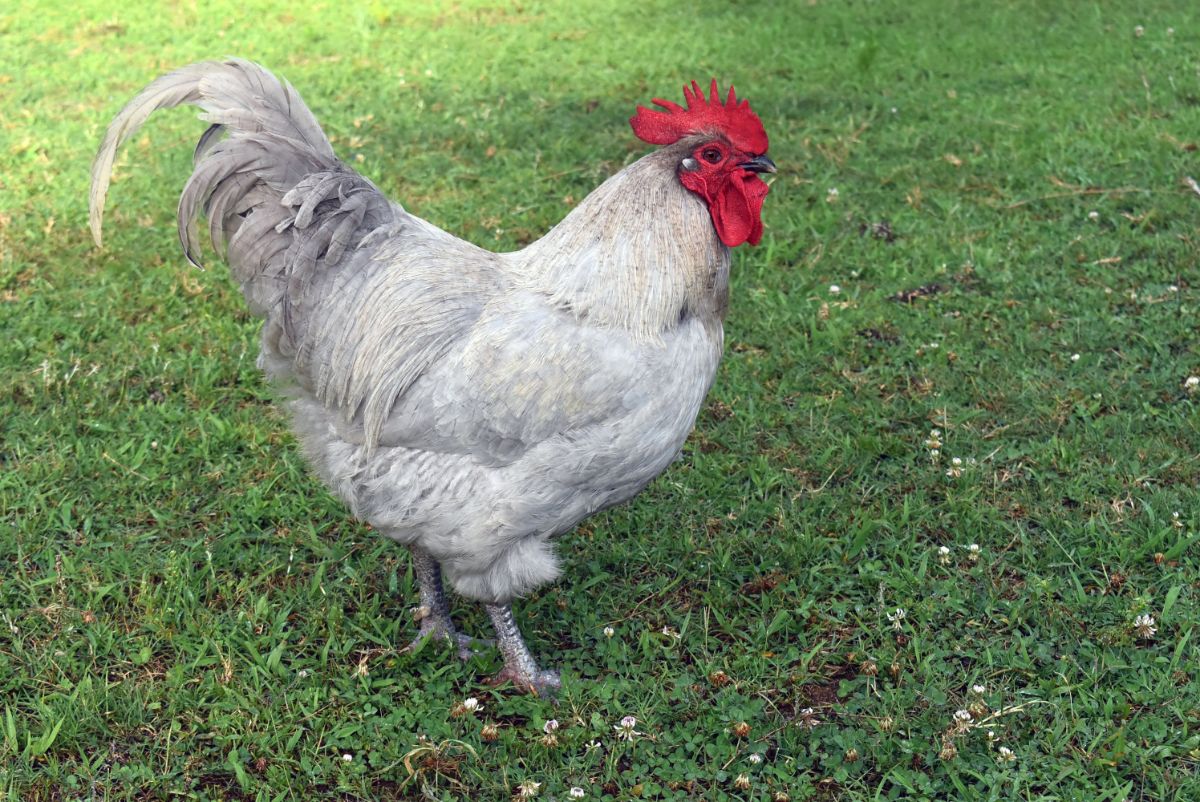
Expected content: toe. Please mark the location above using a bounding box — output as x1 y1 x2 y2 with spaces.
487 666 561 697
532 670 562 697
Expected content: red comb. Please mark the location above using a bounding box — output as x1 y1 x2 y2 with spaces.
630 79 768 154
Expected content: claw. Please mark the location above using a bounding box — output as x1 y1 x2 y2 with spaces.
487 665 562 697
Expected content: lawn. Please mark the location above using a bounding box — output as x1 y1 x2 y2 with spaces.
2 0 1199 799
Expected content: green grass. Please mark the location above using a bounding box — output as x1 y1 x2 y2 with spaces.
3 0 1200 799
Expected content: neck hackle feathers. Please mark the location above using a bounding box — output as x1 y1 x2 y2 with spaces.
629 79 768 155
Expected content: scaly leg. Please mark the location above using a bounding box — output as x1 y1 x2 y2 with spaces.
484 603 561 696
402 546 489 661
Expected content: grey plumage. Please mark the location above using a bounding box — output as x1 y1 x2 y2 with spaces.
90 60 734 691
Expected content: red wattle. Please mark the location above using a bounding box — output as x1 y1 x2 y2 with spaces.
710 169 768 244
713 171 769 247
680 169 770 248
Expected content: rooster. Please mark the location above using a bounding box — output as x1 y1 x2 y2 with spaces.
89 60 774 694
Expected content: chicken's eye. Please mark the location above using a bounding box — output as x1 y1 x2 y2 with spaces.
701 147 723 164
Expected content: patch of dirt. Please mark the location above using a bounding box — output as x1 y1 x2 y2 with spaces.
800 677 845 707
741 570 785 595
890 283 944 303
194 773 253 801
813 776 844 800
857 326 901 345
859 219 897 242
703 399 735 421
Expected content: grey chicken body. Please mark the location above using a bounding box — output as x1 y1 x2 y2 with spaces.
90 60 732 691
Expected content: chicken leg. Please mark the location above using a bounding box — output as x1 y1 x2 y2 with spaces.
484 603 561 696
404 546 488 660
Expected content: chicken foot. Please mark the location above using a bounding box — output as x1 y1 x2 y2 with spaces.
403 547 490 661
484 603 561 696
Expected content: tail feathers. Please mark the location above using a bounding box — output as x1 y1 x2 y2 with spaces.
90 58 334 248
90 58 397 329
176 133 326 266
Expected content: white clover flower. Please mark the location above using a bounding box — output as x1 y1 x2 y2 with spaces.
1168 284 1179 292
954 709 973 722
464 697 482 712
602 626 615 638
946 463 963 478
614 715 640 741
1070 353 1081 362
1134 25 1145 37
516 779 542 798
543 719 559 734
569 788 586 799
937 545 951 564
342 753 353 762
1088 211 1100 221
887 608 906 631
1168 27 1175 35
1185 376 1199 392
987 730 996 742
748 753 763 764
1133 613 1157 639
930 449 940 459
298 669 309 678
967 544 981 561
584 739 601 751
797 707 821 728
997 746 1016 762
829 284 842 294
734 773 751 790
971 684 986 695
826 187 839 201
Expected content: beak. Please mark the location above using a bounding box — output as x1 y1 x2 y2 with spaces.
738 154 776 174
